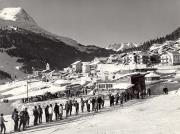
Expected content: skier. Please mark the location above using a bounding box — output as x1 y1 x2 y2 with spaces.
12 109 19 132
38 105 43 123
69 100 73 116
24 108 30 128
0 113 7 134
19 109 26 131
33 106 39 126
65 101 69 118
80 98 85 113
45 105 49 122
147 88 151 96
74 101 79 115
86 100 90 112
115 93 120 105
48 104 53 122
59 104 63 120
110 95 114 106
120 93 124 106
54 103 59 121
94 99 98 112
97 96 102 110
91 97 96 111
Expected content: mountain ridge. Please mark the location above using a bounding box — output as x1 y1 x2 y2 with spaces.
0 7 114 79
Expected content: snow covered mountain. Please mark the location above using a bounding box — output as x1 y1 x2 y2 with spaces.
0 7 37 25
107 42 141 52
0 7 113 79
0 7 98 52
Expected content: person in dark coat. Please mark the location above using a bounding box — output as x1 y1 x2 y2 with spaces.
0 113 7 134
120 93 123 106
91 97 96 111
69 100 73 116
19 110 26 131
87 101 90 112
80 98 85 113
109 94 111 106
110 95 114 106
33 106 39 126
115 93 120 105
38 105 43 123
147 88 151 96
24 108 29 128
97 96 102 110
94 99 98 112
65 101 69 118
74 101 79 115
54 103 59 120
45 105 49 122
12 109 19 132
163 88 168 94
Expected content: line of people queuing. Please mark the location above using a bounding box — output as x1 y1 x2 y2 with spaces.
1 89 152 134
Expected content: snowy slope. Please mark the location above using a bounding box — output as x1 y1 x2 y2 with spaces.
0 52 25 79
3 90 180 134
107 43 141 51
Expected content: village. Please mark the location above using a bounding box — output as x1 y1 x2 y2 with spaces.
2 39 180 103
1 40 180 133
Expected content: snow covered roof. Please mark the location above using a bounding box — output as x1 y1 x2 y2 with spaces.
113 83 134 89
72 60 81 65
145 72 160 78
113 72 140 81
89 60 101 65
54 79 71 85
95 57 108 61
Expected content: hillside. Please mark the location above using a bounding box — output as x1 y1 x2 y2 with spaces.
0 27 113 72
0 7 114 78
121 27 180 53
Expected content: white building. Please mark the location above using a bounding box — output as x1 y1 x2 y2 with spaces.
71 60 82 73
94 57 108 64
161 51 180 65
122 52 149 65
82 62 91 73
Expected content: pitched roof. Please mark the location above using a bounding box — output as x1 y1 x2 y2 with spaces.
72 60 81 65
145 72 160 78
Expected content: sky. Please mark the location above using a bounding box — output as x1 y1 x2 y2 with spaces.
0 0 180 47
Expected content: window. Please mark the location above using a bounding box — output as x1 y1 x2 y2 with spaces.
106 84 112 88
99 84 105 89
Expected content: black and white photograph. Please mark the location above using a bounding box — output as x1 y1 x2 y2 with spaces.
0 0 180 134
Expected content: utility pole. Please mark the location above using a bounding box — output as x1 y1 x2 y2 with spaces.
26 69 29 102
27 79 28 100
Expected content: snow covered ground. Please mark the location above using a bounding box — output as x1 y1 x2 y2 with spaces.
2 90 180 134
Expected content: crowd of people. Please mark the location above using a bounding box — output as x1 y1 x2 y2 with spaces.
0 88 154 134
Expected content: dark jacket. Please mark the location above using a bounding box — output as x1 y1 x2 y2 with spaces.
54 104 59 113
33 109 39 117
